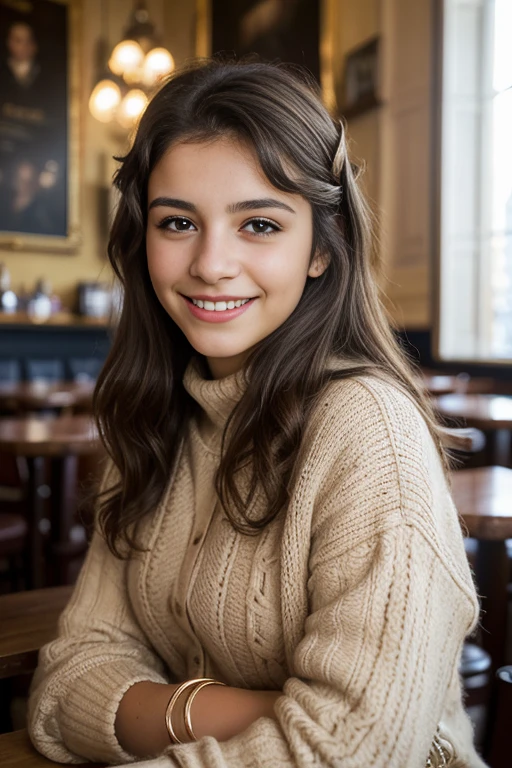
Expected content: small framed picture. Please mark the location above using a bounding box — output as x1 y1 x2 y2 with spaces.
341 36 381 119
0 0 81 253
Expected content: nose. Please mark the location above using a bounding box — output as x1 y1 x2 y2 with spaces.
189 230 241 284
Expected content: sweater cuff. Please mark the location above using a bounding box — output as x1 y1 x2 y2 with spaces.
58 660 169 764
161 717 292 768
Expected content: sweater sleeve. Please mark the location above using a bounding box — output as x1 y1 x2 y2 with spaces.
147 378 482 768
27 468 170 765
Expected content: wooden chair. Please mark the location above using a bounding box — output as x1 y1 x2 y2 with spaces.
487 665 512 768
459 642 491 752
460 643 491 708
0 416 101 588
0 514 28 592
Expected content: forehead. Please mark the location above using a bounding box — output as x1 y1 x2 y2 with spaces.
147 136 305 210
150 138 268 186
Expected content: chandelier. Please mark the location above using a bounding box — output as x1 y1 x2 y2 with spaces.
89 1 175 128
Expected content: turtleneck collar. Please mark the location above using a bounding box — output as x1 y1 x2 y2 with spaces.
183 357 247 432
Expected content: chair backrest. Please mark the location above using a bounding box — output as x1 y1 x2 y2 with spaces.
0 360 22 384
68 357 103 383
25 359 65 383
488 665 512 768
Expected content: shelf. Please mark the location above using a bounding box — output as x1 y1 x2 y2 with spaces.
0 312 110 329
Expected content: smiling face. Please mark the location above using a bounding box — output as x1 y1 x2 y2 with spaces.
146 137 327 379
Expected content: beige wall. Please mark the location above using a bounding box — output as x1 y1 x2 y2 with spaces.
329 0 381 207
1 0 197 309
331 0 434 330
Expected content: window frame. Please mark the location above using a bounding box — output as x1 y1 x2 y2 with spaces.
432 0 512 365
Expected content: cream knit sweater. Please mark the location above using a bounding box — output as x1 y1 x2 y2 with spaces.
28 360 487 768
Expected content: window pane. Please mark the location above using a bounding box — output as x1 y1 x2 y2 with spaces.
493 0 512 92
490 88 512 357
438 0 512 362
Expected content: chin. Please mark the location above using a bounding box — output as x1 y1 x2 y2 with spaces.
186 336 249 361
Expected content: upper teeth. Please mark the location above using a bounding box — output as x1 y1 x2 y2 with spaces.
191 298 251 311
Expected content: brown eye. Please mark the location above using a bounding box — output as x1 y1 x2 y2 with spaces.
242 218 280 236
157 216 196 232
172 218 193 231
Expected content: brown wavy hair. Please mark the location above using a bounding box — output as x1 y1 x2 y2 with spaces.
95 58 451 557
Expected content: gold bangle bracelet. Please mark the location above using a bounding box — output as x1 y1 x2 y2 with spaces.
165 678 216 745
184 679 227 742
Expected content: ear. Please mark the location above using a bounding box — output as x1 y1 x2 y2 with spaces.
308 251 330 278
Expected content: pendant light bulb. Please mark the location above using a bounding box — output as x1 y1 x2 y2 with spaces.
89 78 122 122
109 39 145 77
117 88 148 128
142 47 175 86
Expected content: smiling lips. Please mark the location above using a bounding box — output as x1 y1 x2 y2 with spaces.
183 294 256 323
191 297 250 311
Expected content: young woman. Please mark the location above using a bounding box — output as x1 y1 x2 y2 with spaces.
28 60 486 768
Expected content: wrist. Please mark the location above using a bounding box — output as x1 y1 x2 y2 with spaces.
115 681 178 757
189 685 280 742
165 678 225 744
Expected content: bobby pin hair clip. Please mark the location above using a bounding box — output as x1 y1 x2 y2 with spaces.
165 677 227 744
331 120 346 180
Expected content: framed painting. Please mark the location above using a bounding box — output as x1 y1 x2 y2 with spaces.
340 37 381 119
0 0 81 253
195 0 337 111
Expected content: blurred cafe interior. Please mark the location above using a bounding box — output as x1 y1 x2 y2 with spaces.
0 0 511 766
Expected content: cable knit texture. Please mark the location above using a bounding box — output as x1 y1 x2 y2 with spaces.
28 359 487 767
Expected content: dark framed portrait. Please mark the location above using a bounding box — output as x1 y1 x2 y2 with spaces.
0 0 81 253
199 0 321 82
198 0 322 80
195 0 338 110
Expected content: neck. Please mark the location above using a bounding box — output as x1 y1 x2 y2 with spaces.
206 351 250 380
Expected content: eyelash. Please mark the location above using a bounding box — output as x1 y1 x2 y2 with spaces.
156 216 282 237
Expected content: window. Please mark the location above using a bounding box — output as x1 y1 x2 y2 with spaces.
437 0 512 362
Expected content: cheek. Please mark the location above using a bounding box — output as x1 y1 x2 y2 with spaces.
262 241 311 299
146 236 179 287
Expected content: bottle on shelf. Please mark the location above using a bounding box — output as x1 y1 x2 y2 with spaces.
0 263 18 314
50 287 62 315
17 284 28 313
27 278 53 322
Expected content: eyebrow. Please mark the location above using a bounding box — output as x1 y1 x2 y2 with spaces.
148 196 296 215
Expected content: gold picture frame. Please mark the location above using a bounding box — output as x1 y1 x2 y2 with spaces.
0 0 81 254
195 0 337 113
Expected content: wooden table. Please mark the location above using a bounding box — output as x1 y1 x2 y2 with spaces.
422 372 494 397
0 381 94 414
437 394 512 465
423 375 458 396
0 586 73 679
452 466 512 674
0 415 101 587
0 729 105 767
437 394 512 429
